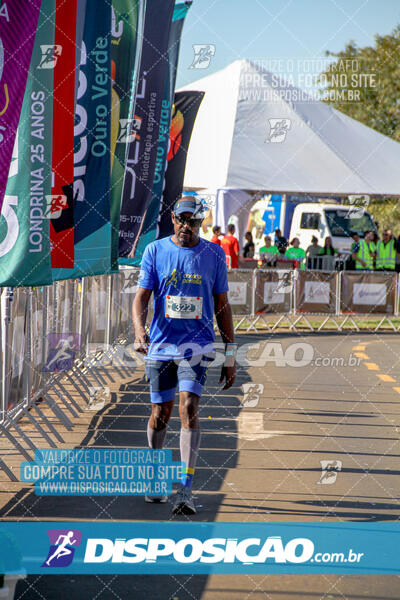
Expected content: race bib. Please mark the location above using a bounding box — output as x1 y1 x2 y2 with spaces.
165 295 203 319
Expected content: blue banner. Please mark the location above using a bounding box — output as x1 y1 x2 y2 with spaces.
156 91 204 239
0 522 399 574
118 0 174 259
125 0 192 266
52 0 111 280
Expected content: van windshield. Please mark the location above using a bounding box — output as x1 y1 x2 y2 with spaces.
325 209 376 237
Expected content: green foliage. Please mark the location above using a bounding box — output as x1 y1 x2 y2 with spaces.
368 198 400 236
318 25 400 141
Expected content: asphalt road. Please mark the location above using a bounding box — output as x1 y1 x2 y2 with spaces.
3 331 400 599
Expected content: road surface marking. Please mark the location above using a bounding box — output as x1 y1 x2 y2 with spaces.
364 362 379 370
354 352 369 359
237 413 299 441
376 374 395 383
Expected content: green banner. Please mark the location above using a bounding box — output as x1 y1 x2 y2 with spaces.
110 0 144 270
0 0 54 286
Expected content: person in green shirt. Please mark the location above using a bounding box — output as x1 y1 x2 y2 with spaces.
259 235 279 262
318 237 339 257
285 238 306 269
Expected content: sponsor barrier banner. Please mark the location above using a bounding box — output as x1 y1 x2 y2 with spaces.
118 0 174 259
110 0 144 270
254 270 292 313
341 272 396 314
52 0 112 280
132 0 192 265
50 0 77 268
227 269 253 315
0 521 399 574
0 0 42 214
0 0 54 287
296 271 336 313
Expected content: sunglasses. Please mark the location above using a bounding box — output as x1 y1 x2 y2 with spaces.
174 214 203 228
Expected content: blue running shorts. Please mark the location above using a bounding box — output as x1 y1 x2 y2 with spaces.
145 356 212 403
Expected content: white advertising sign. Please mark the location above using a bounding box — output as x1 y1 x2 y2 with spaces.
228 281 247 305
304 281 330 304
264 282 284 304
353 283 386 306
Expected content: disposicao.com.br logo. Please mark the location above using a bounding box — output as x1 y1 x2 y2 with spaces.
2 522 397 574
82 536 364 567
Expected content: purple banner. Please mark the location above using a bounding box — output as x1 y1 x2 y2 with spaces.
0 0 42 213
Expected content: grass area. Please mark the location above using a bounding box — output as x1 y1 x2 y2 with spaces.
232 315 400 331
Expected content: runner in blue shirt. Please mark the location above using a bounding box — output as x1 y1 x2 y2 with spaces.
133 197 236 515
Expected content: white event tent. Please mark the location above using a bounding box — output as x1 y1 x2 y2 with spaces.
178 59 400 197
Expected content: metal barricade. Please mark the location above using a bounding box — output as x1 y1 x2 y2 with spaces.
30 286 48 395
295 270 337 314
254 269 293 314
86 275 109 346
340 271 397 315
307 255 334 271
3 288 29 416
116 266 141 339
227 268 254 315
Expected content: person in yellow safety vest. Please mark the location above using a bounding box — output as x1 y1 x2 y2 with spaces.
364 229 377 268
351 231 374 270
376 229 398 271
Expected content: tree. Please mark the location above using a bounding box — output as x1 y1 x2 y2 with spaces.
319 27 400 231
318 25 400 142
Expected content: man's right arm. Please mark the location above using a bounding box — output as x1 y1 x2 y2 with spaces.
133 288 152 354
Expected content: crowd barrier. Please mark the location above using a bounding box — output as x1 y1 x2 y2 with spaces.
0 266 399 480
0 272 136 481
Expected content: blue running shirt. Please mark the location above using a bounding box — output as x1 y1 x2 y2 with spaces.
138 237 229 360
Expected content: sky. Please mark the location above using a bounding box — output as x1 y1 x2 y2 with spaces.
176 0 400 89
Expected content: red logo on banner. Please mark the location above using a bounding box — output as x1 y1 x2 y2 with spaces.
167 106 184 162
50 0 77 268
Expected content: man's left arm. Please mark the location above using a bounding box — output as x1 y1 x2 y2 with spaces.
214 292 236 390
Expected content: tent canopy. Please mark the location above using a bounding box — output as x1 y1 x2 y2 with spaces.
178 59 400 197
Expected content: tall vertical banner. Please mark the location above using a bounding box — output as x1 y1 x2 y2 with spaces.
52 0 112 280
0 0 54 286
157 91 204 239
132 0 192 265
0 0 42 215
118 0 175 259
49 0 77 269
110 0 144 271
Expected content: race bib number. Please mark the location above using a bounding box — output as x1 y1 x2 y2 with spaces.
165 295 203 319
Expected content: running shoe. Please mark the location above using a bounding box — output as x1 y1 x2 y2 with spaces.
172 486 196 515
145 495 168 503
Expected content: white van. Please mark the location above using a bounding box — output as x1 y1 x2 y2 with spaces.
289 203 377 253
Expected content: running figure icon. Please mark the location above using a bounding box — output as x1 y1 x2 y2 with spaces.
45 531 77 566
45 335 76 370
